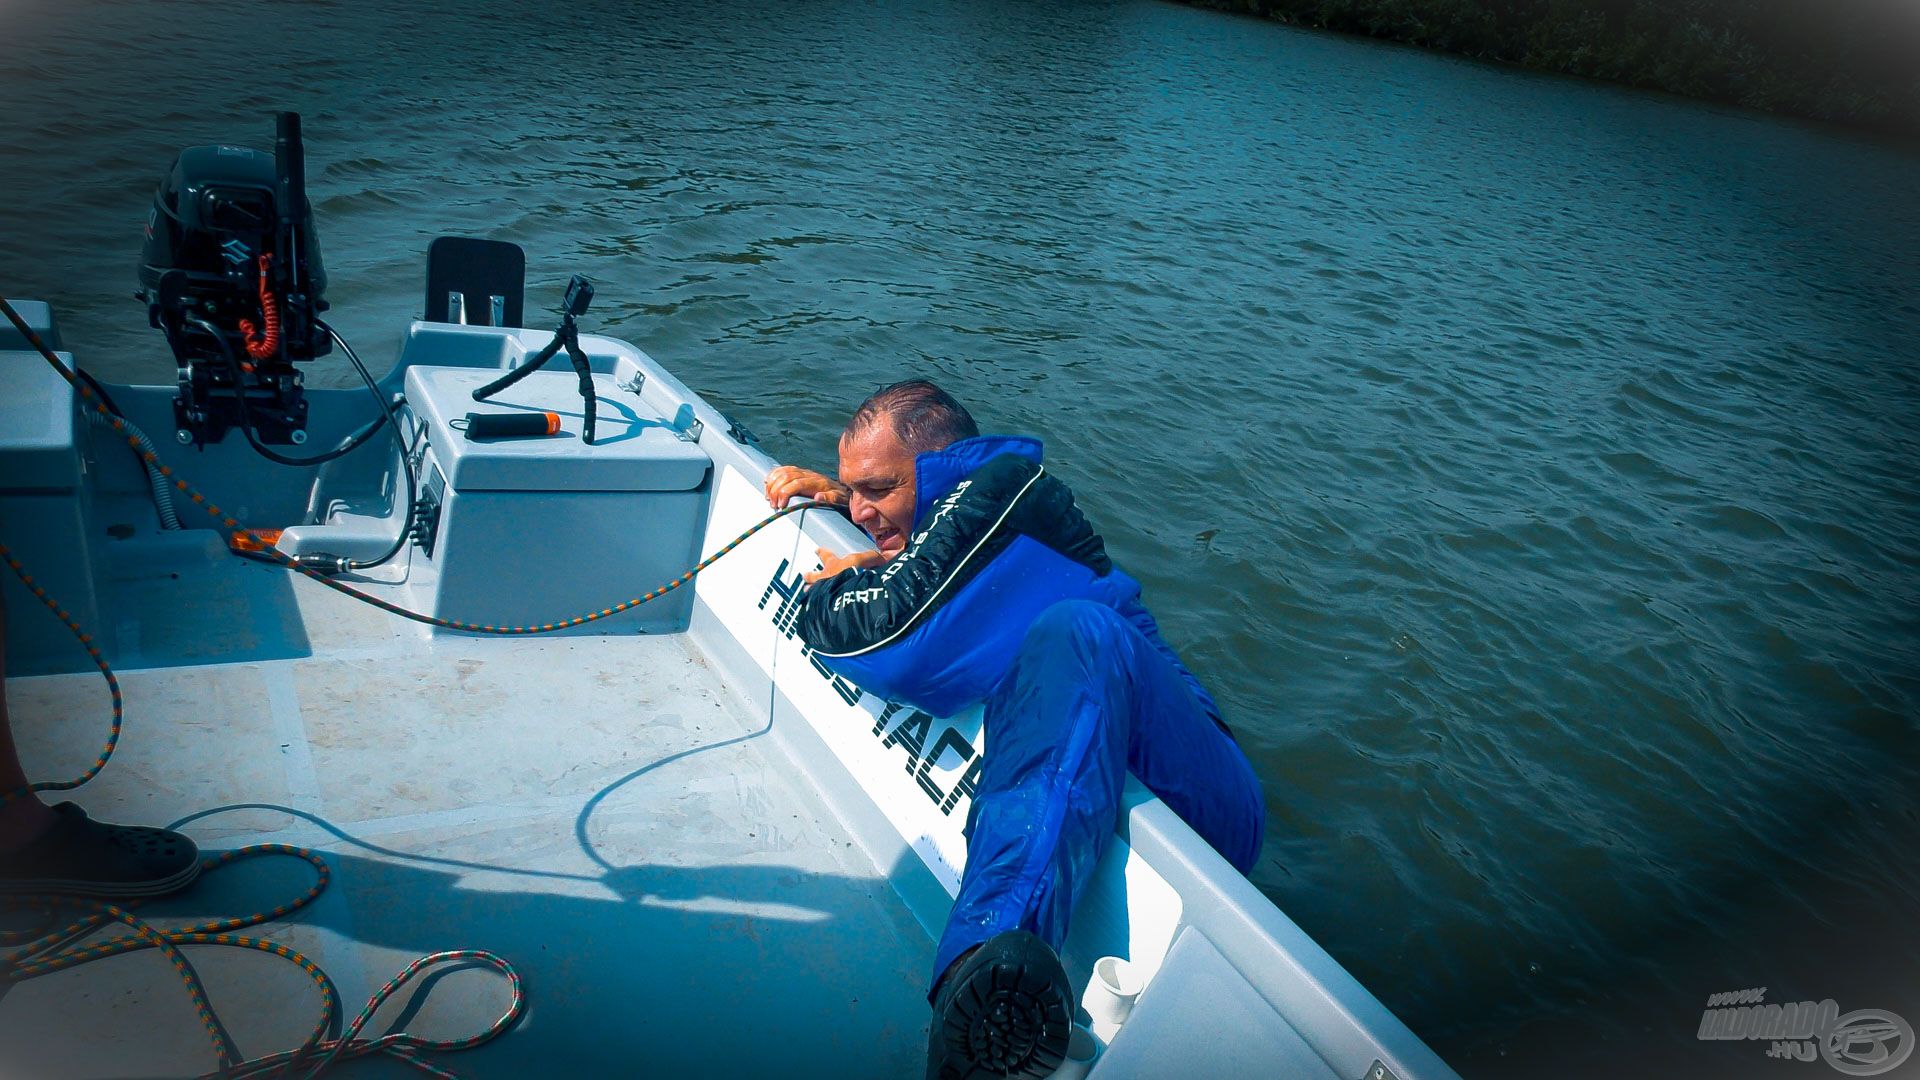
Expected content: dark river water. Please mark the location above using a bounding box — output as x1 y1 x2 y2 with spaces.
4 1 1918 1075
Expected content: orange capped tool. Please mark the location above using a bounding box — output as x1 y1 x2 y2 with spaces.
462 411 561 440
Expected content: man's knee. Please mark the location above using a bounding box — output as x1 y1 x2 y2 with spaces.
993 601 1134 713
1022 599 1129 659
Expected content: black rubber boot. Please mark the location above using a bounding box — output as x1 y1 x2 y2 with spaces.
0 801 201 898
926 930 1073 1080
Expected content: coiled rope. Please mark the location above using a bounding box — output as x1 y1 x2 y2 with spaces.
0 295 820 1075
0 546 525 1077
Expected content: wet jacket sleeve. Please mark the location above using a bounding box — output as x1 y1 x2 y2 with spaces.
798 454 1110 658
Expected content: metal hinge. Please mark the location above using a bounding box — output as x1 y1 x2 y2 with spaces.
1362 1061 1401 1080
668 403 703 443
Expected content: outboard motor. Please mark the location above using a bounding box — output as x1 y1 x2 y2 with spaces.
139 112 329 447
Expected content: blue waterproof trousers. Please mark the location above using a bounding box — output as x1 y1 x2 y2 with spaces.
930 599 1266 993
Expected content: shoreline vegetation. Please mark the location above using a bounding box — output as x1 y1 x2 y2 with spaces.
1173 0 1920 140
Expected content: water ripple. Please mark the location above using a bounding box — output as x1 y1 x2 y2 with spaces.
4 0 1919 1073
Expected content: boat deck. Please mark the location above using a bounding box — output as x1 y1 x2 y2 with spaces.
0 538 931 1077
0 309 1459 1080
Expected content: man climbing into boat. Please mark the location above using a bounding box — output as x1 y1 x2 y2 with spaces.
765 380 1265 1080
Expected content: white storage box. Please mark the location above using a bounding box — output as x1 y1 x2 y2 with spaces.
403 365 712 635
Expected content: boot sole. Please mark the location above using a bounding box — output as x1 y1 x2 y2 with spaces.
935 935 1072 1079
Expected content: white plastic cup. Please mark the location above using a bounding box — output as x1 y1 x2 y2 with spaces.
1048 1022 1100 1080
1081 955 1142 1044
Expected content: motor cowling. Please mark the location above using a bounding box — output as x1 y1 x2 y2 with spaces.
138 114 330 446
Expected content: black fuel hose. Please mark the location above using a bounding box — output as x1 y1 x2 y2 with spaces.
189 316 389 469
189 316 415 573
317 321 415 572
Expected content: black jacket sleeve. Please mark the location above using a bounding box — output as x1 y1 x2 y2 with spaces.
798 454 1110 658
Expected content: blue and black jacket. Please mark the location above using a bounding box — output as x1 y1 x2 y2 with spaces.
797 435 1224 724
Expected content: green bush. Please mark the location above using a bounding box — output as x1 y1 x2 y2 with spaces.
1175 0 1920 137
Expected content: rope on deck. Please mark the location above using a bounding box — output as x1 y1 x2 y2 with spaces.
0 296 824 1076
0 295 810 640
1 543 527 1076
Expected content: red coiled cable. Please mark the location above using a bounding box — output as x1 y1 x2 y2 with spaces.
237 254 279 362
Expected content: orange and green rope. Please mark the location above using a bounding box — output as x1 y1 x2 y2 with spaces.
0 556 525 1076
2 291 813 813
0 544 120 808
0 294 810 638
0 294 824 1076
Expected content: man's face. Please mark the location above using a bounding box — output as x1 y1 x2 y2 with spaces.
838 423 918 559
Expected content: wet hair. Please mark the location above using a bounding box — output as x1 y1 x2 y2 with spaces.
842 379 979 454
